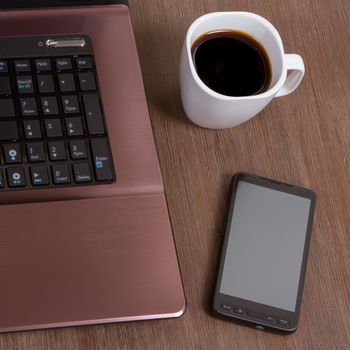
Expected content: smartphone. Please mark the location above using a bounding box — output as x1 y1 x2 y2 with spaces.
213 173 316 333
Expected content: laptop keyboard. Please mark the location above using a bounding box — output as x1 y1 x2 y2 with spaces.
0 36 115 191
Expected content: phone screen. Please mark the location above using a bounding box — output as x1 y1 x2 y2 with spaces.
219 180 312 312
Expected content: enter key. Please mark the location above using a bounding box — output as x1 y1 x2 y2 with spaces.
90 138 114 181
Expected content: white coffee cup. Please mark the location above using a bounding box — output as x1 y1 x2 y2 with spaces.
180 12 305 129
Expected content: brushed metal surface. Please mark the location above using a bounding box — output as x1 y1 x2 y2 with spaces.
0 5 185 332
0 194 185 332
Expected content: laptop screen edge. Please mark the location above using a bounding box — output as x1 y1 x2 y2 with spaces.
0 0 128 9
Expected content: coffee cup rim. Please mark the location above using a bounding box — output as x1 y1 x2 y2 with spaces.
186 11 287 100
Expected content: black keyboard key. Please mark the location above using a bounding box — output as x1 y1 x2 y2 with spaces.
48 141 66 161
44 119 63 138
0 77 11 95
0 169 4 188
17 76 34 94
77 57 92 69
41 96 59 115
0 61 8 73
79 72 96 91
35 59 51 71
56 58 72 70
20 97 38 116
23 120 41 139
7 167 25 187
0 99 15 117
73 163 92 183
69 140 87 159
30 165 49 186
3 144 22 164
52 164 70 184
58 74 76 92
0 121 18 140
37 75 55 93
14 60 31 72
0 50 114 192
65 117 83 136
62 95 80 114
27 143 45 162
83 94 105 135
90 138 113 181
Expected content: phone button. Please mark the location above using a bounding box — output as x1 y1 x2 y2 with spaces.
267 316 278 323
248 310 277 323
234 306 248 315
221 304 233 312
278 319 290 327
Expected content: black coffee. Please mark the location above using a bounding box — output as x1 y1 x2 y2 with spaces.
192 30 271 97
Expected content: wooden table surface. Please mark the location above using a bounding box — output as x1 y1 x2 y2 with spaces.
2 0 350 349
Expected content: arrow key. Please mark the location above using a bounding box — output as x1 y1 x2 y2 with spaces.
30 165 49 186
41 96 59 115
23 120 41 139
65 117 83 136
48 141 66 161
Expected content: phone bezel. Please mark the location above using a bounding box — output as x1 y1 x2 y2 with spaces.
213 172 316 332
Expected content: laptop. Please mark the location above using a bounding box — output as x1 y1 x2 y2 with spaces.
0 0 185 332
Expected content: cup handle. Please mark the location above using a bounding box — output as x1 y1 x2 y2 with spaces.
275 54 305 97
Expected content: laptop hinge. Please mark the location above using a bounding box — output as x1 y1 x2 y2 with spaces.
0 0 128 9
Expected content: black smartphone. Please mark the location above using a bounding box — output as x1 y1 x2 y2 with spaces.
213 173 316 333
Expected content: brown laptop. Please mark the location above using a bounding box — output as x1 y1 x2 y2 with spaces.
0 0 185 332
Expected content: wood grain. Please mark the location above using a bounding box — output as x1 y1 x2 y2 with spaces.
1 0 350 349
